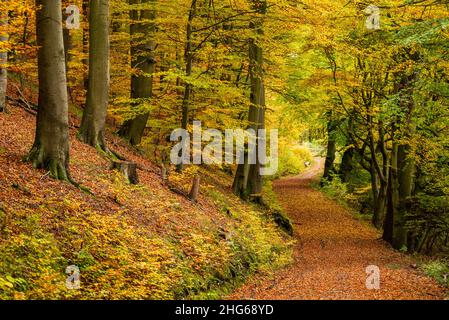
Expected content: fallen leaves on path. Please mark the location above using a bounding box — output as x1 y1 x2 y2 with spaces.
229 159 447 300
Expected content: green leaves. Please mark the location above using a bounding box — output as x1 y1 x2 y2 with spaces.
395 18 449 47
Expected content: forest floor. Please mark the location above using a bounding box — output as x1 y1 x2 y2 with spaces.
0 99 291 299
229 159 448 300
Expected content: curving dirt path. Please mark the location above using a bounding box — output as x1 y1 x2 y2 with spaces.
229 158 446 300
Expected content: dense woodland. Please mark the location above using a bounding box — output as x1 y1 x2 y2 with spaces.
1 0 449 299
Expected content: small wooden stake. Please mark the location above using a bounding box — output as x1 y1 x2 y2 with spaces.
189 174 201 202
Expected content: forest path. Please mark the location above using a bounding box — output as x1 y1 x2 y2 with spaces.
229 158 446 300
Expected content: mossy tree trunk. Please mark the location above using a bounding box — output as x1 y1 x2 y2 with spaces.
118 0 156 146
393 73 416 250
371 124 389 229
79 0 110 153
27 0 71 181
384 68 417 250
232 0 266 201
339 146 354 183
372 166 388 229
383 139 399 244
394 143 415 249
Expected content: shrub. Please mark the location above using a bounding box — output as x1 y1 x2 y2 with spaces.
275 143 313 179
421 260 449 287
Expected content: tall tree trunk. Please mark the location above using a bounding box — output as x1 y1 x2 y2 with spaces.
82 0 89 92
27 0 70 181
372 171 388 229
389 70 417 250
63 26 73 102
246 79 265 199
0 3 7 113
81 0 89 93
176 0 196 172
383 137 399 244
118 0 156 146
371 130 389 228
79 0 110 152
232 0 267 201
394 105 416 249
394 144 414 249
62 29 72 74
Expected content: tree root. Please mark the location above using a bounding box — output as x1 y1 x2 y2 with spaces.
25 146 94 196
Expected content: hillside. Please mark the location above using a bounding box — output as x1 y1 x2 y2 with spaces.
0 99 292 299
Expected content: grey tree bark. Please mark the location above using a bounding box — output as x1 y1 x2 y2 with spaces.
383 138 399 244
392 73 416 250
118 0 156 146
0 3 7 113
27 0 71 181
62 29 72 74
176 0 196 172
79 0 110 153
232 0 267 201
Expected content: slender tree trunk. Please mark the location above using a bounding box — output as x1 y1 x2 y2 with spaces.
394 119 415 249
0 3 8 112
233 0 267 200
27 0 71 181
373 123 389 228
63 24 73 102
373 177 387 229
79 0 110 152
82 0 89 92
383 138 399 244
389 71 416 250
176 0 196 172
118 0 156 146
62 29 72 74
395 144 414 249
246 79 265 199
323 115 337 182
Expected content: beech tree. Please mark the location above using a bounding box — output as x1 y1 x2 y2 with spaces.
79 0 111 153
27 0 71 180
118 0 156 146
232 0 267 201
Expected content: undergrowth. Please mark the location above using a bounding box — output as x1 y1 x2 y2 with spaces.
0 166 292 300
420 260 449 292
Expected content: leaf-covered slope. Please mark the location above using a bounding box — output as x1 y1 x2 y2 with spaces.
0 104 291 300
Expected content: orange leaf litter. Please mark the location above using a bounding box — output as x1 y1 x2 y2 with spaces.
229 159 447 300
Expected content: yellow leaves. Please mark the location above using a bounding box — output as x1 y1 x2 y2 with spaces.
0 276 14 289
180 232 231 272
